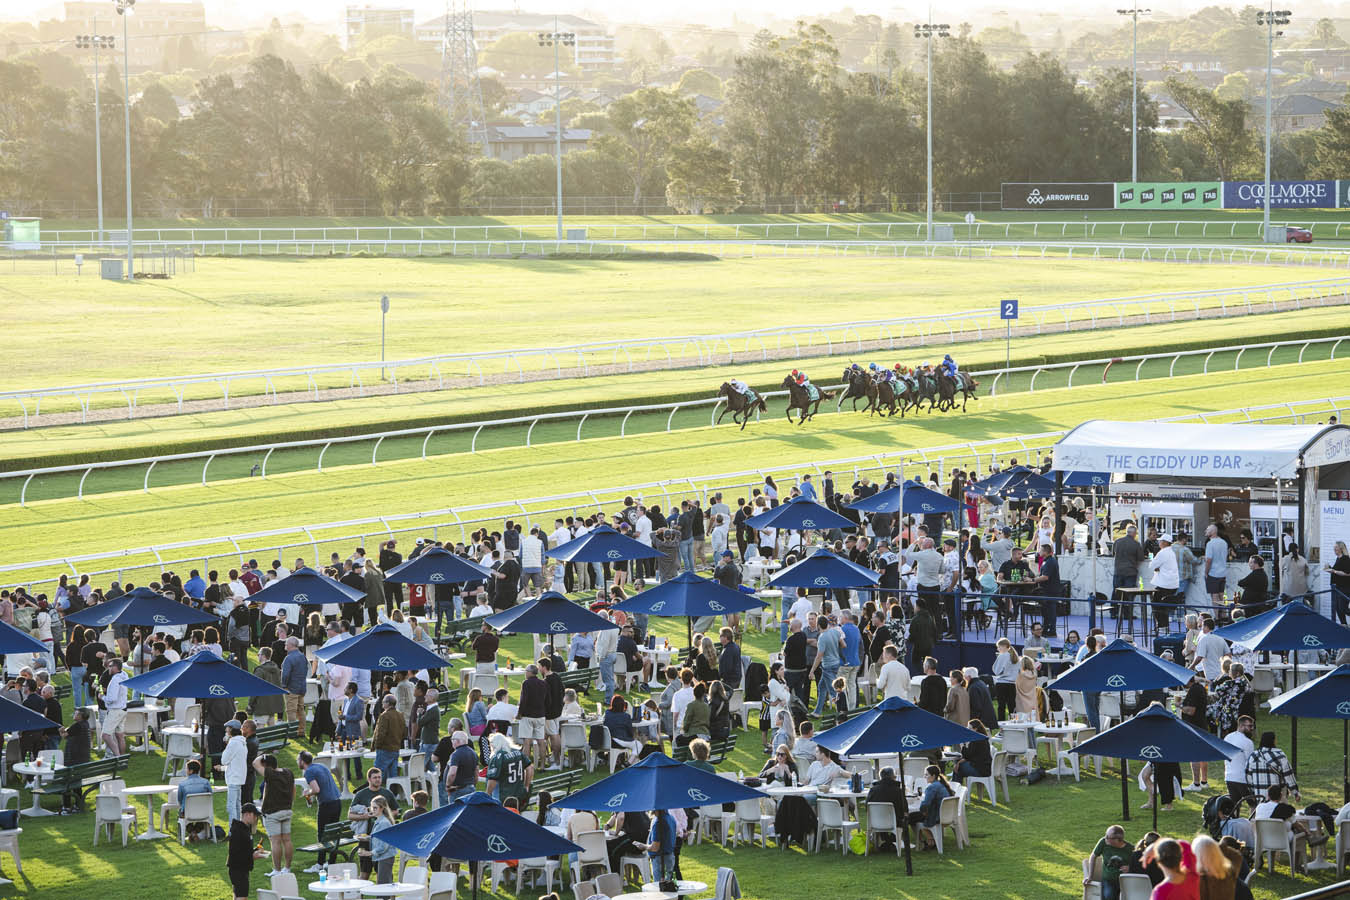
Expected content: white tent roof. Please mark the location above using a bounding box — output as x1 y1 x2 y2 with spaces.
1052 421 1350 479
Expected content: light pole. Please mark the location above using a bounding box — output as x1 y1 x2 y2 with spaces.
1116 3 1150 184
914 16 949 240
380 294 389 380
537 21 575 241
1258 6 1292 240
75 28 114 246
115 0 135 278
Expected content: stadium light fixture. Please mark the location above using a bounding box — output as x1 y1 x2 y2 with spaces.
115 0 135 278
1116 4 1151 185
914 17 950 241
75 29 115 245
1258 6 1292 241
538 22 576 242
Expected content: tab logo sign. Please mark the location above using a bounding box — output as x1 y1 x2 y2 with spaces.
1114 181 1220 209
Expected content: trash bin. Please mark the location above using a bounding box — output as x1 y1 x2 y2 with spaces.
565 228 587 241
100 258 123 280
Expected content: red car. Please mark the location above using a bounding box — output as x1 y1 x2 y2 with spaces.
1286 227 1313 243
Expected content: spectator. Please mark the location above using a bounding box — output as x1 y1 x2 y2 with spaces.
907 766 954 849
280 637 308 737
1246 731 1297 798
485 732 533 807
953 720 992 785
1193 619 1228 683
1084 825 1131 900
943 669 970 727
253 753 295 876
371 695 406 781
1222 716 1255 801
227 803 267 900
299 750 342 874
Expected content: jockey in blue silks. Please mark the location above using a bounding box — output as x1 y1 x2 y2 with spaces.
941 354 959 378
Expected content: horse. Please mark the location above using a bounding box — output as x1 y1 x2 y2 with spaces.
716 382 767 430
911 371 941 412
781 375 831 426
863 375 898 418
837 367 870 412
937 372 980 412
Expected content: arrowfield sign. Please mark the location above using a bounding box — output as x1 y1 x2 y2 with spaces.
1223 180 1337 209
1001 182 1114 210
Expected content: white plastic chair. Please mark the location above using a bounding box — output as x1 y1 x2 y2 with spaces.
613 655 641 693
732 798 772 848
586 726 623 774
695 803 733 846
1254 817 1303 875
996 725 1037 770
516 855 561 893
93 793 139 847
158 776 185 832
571 878 596 900
0 825 22 877
569 829 611 882
122 709 152 753
427 870 459 900
37 749 62 768
163 732 196 779
387 752 426 800
901 756 930 782
814 797 858 855
593 873 623 898
178 792 216 845
0 788 17 812
1118 873 1152 900
967 751 1010 805
618 852 654 884
1098 694 1123 730
559 722 588 768
99 779 138 820
1336 812 1350 877
920 794 965 854
470 674 498 697
864 801 903 857
1250 668 1276 695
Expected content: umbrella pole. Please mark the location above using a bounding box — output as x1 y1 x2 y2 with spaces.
1152 771 1158 833
1121 757 1130 822
1344 720 1348 805
899 750 914 876
1293 656 1299 774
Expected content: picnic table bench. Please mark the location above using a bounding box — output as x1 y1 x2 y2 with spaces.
557 669 597 695
672 734 738 765
255 720 301 754
29 754 130 811
297 821 359 863
527 769 580 809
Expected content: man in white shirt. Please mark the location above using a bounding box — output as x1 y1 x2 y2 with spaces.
485 691 518 724
519 528 545 600
102 658 130 755
217 722 248 824
984 527 1014 574
1222 715 1256 800
1150 534 1181 634
875 645 910 700
273 559 292 580
593 619 620 704
670 671 696 734
787 590 814 625
1193 618 1229 682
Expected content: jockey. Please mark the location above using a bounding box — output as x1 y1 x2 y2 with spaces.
729 378 750 396
941 354 959 378
868 362 879 374
796 371 809 387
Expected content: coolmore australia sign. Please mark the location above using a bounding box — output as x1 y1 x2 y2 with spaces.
1001 183 1114 210
1115 182 1220 210
1222 180 1337 209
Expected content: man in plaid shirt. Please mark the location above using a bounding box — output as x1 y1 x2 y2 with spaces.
1245 730 1298 797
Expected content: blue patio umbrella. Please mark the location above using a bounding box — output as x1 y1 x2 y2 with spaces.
1269 665 1350 802
548 524 663 592
611 571 768 647
384 548 492 585
121 650 287 759
484 592 618 643
967 465 1034 497
373 791 580 900
65 586 217 629
0 619 49 656
1213 600 1350 772
1071 703 1238 831
314 622 450 671
999 471 1059 500
1049 637 1198 821
248 566 364 608
848 480 970 516
744 496 857 532
556 751 767 812
1053 470 1112 488
769 547 879 590
813 695 983 875
0 695 59 734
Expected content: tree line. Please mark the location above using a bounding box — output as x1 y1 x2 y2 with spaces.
2 22 1348 216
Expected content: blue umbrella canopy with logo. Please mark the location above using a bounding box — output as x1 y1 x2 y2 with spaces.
65 586 218 629
743 496 857 532
383 548 492 585
556 751 766 812
847 480 970 516
0 694 62 734
313 622 450 671
0 619 50 656
769 547 880 590
547 524 663 594
1213 600 1350 772
1049 638 1198 820
484 592 618 643
1269 664 1350 803
248 566 365 608
1070 703 1238 830
373 791 580 900
610 571 767 647
813 696 982 875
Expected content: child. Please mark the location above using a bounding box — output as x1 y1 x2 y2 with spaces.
759 685 773 753
831 676 849 721
547 562 565 595
560 688 584 720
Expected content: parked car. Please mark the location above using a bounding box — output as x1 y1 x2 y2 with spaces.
1286 227 1313 243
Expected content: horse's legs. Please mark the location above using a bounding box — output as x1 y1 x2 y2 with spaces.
716 406 731 426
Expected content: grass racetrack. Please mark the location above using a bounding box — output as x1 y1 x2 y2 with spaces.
4 356 1348 581
0 255 1329 396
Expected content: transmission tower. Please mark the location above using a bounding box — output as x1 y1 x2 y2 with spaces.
439 0 488 148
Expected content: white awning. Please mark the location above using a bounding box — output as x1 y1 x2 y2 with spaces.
1053 422 1350 479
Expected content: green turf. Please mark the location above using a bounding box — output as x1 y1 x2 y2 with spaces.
6 306 1350 485
0 256 1331 403
13 616 1343 900
4 358 1348 588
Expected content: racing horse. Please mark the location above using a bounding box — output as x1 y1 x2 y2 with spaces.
907 370 940 413
781 375 831 425
837 367 870 412
863 376 898 418
937 372 980 412
716 382 767 430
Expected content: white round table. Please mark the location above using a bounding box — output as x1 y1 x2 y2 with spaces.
316 748 367 799
309 878 374 898
13 762 64 817
642 880 705 897
121 784 177 839
360 883 426 897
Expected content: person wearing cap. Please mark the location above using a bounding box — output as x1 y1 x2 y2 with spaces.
216 721 249 824
228 801 267 900
1149 533 1181 633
